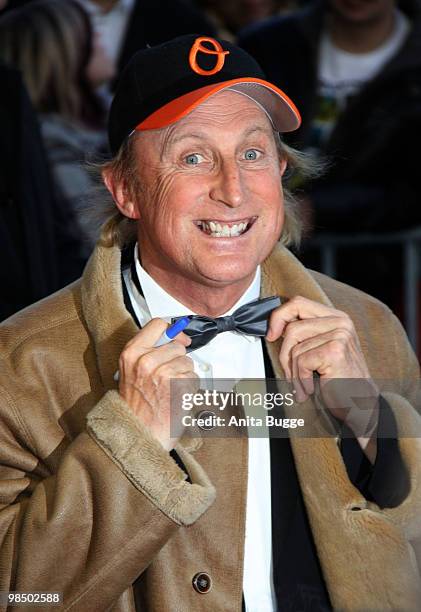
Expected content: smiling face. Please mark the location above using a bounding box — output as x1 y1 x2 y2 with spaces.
111 90 286 312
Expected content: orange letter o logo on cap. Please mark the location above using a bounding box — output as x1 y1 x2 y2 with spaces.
189 37 230 76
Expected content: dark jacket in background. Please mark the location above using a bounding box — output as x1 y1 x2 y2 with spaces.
239 0 421 233
0 66 59 320
117 0 217 75
239 1 421 312
0 66 86 321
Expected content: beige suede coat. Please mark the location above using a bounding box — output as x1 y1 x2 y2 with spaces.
0 241 420 612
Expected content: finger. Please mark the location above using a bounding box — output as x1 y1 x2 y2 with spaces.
125 318 170 351
267 296 346 341
120 340 187 381
290 330 351 401
291 342 314 402
292 333 357 402
173 331 192 347
279 317 352 379
155 355 196 378
173 371 201 401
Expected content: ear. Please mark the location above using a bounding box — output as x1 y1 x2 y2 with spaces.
279 156 287 177
102 168 141 220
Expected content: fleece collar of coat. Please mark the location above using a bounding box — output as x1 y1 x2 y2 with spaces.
81 240 421 611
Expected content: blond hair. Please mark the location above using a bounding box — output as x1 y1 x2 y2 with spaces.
0 0 96 120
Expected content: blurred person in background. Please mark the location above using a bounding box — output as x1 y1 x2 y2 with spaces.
0 0 115 259
239 0 421 315
77 0 217 101
195 0 299 39
0 64 64 321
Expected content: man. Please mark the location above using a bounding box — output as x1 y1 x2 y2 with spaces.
0 35 420 612
194 0 298 38
239 0 421 309
76 0 216 95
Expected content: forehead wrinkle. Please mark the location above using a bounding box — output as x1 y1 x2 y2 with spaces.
159 115 274 159
163 130 209 149
158 122 210 161
190 106 269 130
134 128 168 166
188 91 273 125
159 124 176 162
154 91 275 158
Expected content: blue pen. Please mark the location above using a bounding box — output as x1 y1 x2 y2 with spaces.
154 317 191 347
113 317 191 381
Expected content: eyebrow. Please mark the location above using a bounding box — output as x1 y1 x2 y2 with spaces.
163 131 207 149
242 125 273 139
160 124 273 159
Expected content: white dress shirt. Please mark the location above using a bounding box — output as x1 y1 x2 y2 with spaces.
123 245 277 611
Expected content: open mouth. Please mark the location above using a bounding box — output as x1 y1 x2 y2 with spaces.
195 216 257 238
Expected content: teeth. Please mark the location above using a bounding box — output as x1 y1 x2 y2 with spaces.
198 219 252 238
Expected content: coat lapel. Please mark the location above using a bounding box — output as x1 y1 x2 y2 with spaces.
81 241 137 391
80 241 202 453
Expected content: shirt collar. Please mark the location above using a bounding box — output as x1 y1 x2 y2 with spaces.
133 244 261 341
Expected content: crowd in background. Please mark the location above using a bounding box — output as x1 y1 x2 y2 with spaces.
0 0 420 356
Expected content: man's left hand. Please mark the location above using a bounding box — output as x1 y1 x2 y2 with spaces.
267 296 379 459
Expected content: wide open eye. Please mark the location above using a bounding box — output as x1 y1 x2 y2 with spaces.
185 153 204 165
244 149 260 161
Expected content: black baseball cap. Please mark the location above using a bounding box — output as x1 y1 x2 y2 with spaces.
108 34 301 155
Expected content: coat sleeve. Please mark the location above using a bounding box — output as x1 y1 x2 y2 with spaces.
0 383 215 612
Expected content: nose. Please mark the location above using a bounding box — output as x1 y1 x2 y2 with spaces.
209 160 245 208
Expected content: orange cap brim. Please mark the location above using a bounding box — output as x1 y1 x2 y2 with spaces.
135 77 301 132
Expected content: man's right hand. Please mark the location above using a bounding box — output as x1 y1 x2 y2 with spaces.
118 318 197 451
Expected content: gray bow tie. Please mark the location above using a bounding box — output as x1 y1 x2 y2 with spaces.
172 296 281 351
